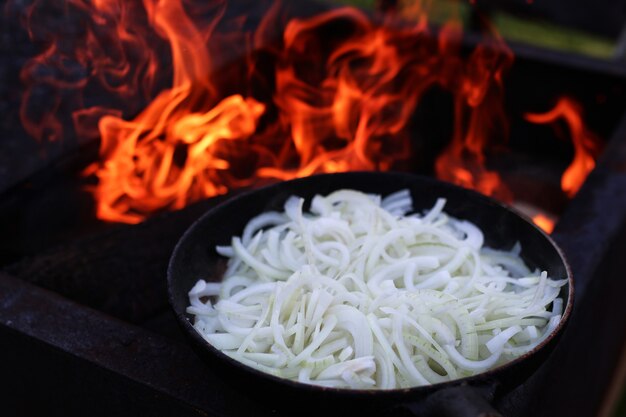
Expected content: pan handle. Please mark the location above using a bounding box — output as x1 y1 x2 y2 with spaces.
398 383 503 417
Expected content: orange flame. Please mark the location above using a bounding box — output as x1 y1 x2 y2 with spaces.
19 1 545 224
86 0 265 223
434 19 513 203
525 97 602 198
532 214 555 234
19 0 163 142
262 8 427 179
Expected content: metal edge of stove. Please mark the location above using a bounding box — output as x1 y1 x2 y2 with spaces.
0 272 276 417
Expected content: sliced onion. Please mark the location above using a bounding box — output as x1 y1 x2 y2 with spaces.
188 189 566 389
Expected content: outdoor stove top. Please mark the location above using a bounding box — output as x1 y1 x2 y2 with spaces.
1 115 626 416
1 1 626 416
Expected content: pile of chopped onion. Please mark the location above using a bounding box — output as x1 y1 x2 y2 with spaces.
187 189 566 389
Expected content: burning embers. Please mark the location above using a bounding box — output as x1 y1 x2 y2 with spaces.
17 0 602 229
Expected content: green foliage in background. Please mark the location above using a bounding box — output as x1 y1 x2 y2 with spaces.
492 12 615 59
328 0 376 9
325 0 617 60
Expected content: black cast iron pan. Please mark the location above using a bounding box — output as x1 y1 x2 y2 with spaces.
168 172 573 417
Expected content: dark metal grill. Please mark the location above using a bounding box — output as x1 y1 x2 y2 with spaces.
1 1 626 416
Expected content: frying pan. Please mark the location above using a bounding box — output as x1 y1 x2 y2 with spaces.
167 172 573 417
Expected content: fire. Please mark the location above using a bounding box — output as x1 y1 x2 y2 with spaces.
525 97 602 198
87 0 266 223
24 0 514 223
532 214 555 234
434 20 514 203
16 0 599 228
18 0 164 143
